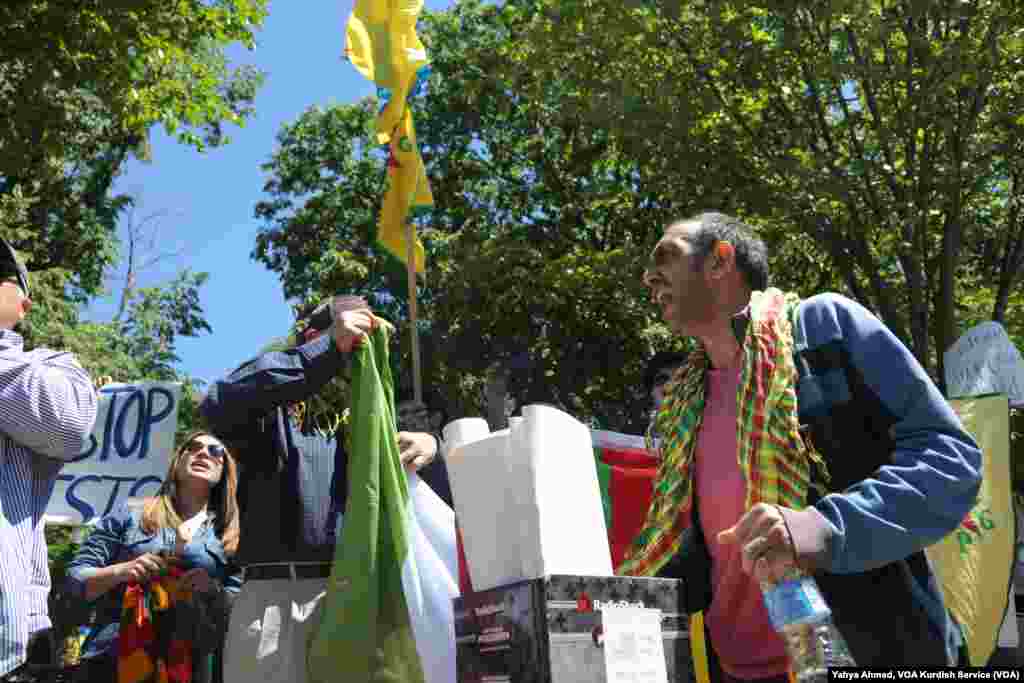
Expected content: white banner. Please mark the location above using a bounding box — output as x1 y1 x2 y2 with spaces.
945 321 1024 407
46 381 181 525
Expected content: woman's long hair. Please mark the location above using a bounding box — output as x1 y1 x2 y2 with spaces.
140 430 240 556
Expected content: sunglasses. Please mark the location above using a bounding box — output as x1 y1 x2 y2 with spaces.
184 441 226 459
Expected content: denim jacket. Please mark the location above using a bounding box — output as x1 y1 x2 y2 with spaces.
65 502 243 660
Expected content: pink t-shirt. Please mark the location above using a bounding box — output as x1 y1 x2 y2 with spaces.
694 365 789 679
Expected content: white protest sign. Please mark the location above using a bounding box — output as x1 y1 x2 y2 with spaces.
945 321 1024 407
46 381 181 526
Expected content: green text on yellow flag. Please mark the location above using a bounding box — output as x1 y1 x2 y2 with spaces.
344 0 433 278
926 395 1016 666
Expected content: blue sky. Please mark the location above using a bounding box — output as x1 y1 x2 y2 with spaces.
89 0 452 387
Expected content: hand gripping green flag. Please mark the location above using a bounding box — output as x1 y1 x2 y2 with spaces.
308 324 426 683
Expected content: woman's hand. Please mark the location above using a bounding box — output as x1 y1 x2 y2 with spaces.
119 553 167 584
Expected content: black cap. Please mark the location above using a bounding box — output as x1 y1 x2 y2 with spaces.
0 238 29 298
293 300 334 345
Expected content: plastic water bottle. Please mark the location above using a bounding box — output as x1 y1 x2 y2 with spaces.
761 567 856 682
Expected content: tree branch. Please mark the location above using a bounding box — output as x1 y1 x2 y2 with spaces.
993 168 1024 321
844 25 906 207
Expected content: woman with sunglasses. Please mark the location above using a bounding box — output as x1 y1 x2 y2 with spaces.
65 432 243 682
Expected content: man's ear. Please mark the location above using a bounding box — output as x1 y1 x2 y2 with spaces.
19 297 31 319
708 241 736 280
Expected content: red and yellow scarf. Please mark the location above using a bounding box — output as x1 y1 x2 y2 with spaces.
619 289 828 576
118 567 200 683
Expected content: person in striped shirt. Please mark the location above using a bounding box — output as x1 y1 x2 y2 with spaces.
0 238 99 682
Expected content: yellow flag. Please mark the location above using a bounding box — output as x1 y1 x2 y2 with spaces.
345 0 432 274
378 107 432 274
689 612 711 683
925 394 1015 665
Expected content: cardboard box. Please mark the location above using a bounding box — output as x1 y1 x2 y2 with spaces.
455 574 693 683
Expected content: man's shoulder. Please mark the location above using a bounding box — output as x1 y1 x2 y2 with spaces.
794 292 877 350
21 346 65 361
796 292 865 321
1 342 76 363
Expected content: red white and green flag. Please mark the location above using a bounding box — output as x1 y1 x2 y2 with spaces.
308 325 457 683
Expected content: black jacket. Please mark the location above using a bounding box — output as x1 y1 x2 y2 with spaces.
200 334 451 565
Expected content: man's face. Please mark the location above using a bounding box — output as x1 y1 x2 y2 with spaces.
644 225 714 336
397 401 431 432
0 278 30 330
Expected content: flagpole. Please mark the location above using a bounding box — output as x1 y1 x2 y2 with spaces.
405 219 423 405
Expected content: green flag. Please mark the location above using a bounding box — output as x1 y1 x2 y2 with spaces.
308 325 425 683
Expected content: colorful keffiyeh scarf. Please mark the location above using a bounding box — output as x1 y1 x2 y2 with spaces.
619 289 829 576
117 567 211 683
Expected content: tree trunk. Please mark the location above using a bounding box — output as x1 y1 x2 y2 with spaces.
992 175 1024 322
934 210 964 391
992 267 1018 323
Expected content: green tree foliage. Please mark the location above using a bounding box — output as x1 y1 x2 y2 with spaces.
0 0 267 165
17 268 208 382
255 0 1024 431
254 102 397 305
253 1 694 432
1 0 267 298
502 0 1024 379
120 270 213 380
0 0 266 445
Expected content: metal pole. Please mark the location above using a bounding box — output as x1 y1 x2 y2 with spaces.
405 219 422 405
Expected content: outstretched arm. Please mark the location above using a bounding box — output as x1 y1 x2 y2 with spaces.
201 304 377 437
200 335 349 436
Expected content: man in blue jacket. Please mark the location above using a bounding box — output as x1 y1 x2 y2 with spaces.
199 296 448 683
626 212 982 680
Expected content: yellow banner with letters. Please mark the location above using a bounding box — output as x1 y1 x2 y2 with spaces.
925 394 1015 665
345 0 432 274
